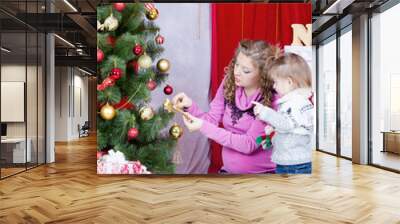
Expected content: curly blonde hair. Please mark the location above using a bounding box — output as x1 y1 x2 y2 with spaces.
223 40 280 107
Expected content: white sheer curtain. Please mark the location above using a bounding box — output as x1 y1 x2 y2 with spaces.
150 3 211 174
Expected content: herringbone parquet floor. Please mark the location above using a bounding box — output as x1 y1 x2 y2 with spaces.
1 135 400 224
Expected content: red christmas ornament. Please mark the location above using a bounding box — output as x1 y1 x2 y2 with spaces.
133 44 143 56
113 96 135 110
163 85 173 95
102 77 115 88
97 48 104 63
97 84 106 91
155 35 164 44
107 36 116 47
130 61 139 74
110 68 122 80
113 3 126 12
146 79 157 91
127 127 139 140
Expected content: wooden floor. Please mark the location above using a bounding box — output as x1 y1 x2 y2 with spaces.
1 135 400 223
1 163 44 178
1 167 26 178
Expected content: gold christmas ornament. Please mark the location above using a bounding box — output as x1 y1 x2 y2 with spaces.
139 106 155 121
169 123 183 139
157 59 170 73
138 54 152 69
103 14 119 31
163 98 193 122
146 8 159 20
100 103 116 120
163 99 174 113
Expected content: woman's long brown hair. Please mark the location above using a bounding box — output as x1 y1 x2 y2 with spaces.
223 40 280 107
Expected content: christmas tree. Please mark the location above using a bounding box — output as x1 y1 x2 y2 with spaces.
96 3 180 174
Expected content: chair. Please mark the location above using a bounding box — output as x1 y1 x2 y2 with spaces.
78 121 90 138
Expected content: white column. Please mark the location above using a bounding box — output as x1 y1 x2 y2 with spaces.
46 33 55 163
352 14 369 164
46 1 55 163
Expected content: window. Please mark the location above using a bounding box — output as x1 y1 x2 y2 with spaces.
339 28 352 158
371 2 400 171
0 0 46 179
318 36 337 155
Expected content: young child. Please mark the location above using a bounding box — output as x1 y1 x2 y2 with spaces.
253 53 314 174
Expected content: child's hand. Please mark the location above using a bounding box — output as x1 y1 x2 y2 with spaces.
252 101 264 117
265 125 274 135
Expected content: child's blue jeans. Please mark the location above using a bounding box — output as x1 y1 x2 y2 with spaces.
275 162 312 174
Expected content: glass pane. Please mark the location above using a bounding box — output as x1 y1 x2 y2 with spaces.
340 29 352 158
371 4 400 171
38 32 45 165
311 45 317 151
0 0 46 178
318 37 337 154
1 31 27 177
27 31 38 169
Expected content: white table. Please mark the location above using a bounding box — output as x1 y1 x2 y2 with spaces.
1 138 32 163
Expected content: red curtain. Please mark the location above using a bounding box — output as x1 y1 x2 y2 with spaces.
208 3 312 173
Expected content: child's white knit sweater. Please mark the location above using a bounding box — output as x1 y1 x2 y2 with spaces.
258 88 314 165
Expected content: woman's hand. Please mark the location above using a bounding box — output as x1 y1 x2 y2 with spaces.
172 92 193 110
182 112 203 132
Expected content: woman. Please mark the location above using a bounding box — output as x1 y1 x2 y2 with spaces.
173 40 278 174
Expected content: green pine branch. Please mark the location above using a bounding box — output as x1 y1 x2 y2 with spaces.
97 3 177 174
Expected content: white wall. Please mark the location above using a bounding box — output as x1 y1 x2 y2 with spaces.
1 65 25 81
54 67 89 141
55 66 68 141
